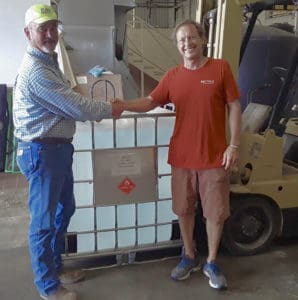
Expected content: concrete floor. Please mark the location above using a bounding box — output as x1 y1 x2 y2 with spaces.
2 242 298 300
1 173 298 300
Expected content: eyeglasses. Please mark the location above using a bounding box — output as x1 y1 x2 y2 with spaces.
177 36 200 44
35 21 59 33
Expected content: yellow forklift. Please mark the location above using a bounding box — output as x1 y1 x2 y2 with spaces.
224 47 298 255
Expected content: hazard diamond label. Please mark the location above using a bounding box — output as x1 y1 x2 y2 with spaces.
118 177 136 194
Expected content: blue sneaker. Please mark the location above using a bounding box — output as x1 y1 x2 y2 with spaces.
171 254 201 280
203 261 227 290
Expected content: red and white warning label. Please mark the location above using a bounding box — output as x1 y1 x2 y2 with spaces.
118 177 136 194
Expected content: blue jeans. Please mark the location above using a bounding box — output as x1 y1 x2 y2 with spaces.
17 141 75 296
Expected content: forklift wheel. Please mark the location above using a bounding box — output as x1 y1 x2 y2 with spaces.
222 196 280 256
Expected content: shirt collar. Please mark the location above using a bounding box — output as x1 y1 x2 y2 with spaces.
27 45 58 65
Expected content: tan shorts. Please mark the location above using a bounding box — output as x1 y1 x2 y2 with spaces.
171 167 230 223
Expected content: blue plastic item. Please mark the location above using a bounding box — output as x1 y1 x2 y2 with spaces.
88 65 106 77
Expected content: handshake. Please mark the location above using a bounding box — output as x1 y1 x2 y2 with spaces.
110 98 124 119
109 96 154 118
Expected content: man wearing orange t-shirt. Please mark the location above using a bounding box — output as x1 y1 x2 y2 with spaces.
113 19 241 290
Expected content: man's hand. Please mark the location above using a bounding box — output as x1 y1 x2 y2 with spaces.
111 98 124 119
222 145 239 170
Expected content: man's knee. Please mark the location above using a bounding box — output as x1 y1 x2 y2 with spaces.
173 205 196 217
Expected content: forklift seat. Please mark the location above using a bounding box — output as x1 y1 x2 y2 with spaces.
241 103 272 133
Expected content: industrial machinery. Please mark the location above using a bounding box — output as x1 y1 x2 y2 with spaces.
224 47 298 255
198 0 298 256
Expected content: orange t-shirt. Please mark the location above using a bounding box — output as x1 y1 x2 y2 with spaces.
150 58 240 169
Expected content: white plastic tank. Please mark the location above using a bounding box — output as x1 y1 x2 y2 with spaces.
70 107 177 253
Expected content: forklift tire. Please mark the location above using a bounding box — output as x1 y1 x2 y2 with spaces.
222 196 280 256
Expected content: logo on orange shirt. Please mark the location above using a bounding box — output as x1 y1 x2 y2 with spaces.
201 80 214 84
